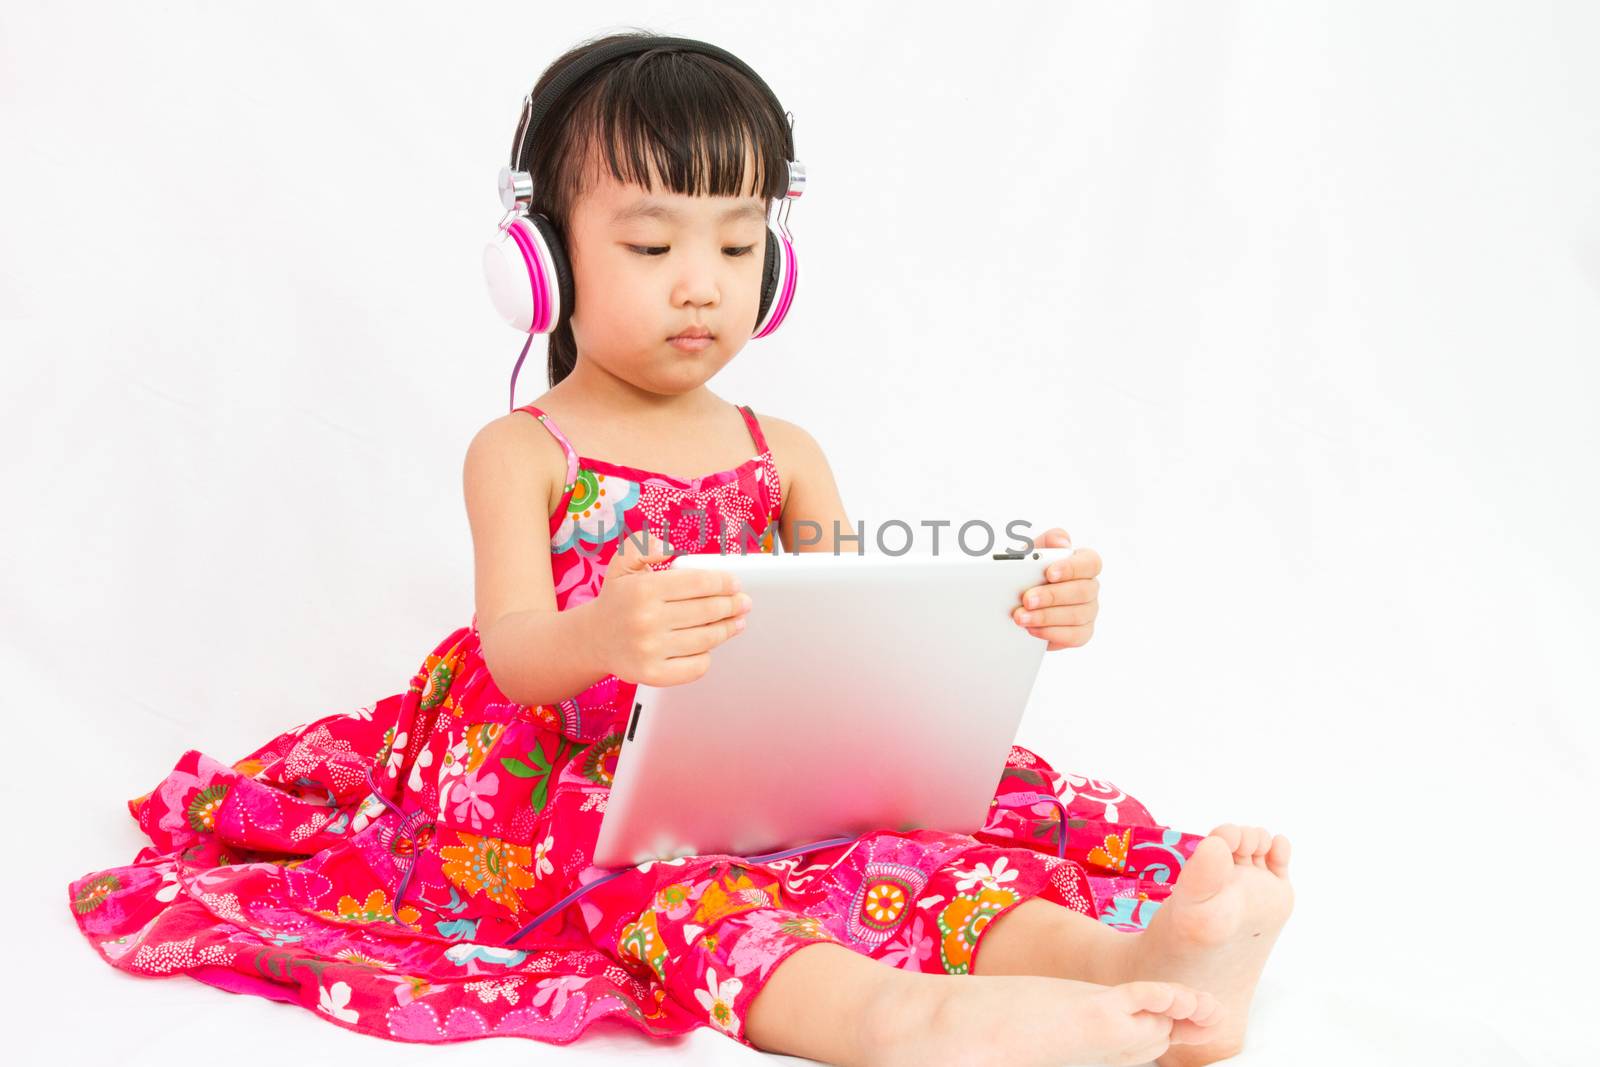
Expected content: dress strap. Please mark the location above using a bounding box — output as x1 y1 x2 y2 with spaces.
738 404 770 455
514 404 580 502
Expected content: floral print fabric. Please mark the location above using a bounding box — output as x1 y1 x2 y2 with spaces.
67 402 1207 1048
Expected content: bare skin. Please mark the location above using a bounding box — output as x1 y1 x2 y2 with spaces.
744 824 1292 1066
960 824 1291 1065
1137 826 1293 1067
745 941 1221 1067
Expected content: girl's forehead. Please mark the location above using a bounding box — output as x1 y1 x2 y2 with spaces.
583 168 765 223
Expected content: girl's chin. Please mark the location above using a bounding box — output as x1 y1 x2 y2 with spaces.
634 363 721 395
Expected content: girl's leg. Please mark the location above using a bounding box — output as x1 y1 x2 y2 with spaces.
743 940 1220 1067
744 942 931 1065
972 897 1139 985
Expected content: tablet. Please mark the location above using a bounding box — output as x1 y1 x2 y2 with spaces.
591 545 1076 868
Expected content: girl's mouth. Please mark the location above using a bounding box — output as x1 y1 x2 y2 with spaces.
668 336 713 352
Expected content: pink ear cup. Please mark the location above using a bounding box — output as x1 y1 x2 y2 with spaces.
753 221 798 339
503 219 545 333
483 216 562 334
507 217 556 334
482 231 531 332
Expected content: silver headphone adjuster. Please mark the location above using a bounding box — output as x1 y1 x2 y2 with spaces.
498 166 534 211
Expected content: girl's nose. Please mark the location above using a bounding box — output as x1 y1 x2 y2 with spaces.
672 253 721 307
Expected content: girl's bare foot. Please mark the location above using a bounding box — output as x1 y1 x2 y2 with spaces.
873 973 1223 1067
1122 825 1294 1066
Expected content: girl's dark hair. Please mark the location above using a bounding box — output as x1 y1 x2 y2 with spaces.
515 30 794 388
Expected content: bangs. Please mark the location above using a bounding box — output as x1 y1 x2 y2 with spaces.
555 50 792 207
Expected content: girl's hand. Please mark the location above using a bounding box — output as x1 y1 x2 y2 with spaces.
1012 527 1100 650
587 529 753 687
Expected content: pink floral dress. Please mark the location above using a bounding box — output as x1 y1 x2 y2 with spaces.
67 402 1207 1048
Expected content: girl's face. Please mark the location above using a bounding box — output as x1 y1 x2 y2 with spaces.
565 152 770 396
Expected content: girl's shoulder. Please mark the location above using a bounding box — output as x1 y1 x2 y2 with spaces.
464 406 573 522
736 409 837 523
750 409 829 467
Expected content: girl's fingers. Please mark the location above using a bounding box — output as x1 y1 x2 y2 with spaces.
660 566 741 602
1013 602 1098 628
664 616 745 658
1046 547 1100 581
648 650 712 688
1026 624 1093 649
1018 576 1100 609
666 591 751 628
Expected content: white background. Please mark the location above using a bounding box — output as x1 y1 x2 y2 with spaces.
3 1 1596 1064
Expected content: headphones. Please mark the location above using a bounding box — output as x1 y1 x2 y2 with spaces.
483 35 805 405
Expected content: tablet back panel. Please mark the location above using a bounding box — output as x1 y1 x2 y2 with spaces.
592 548 1072 868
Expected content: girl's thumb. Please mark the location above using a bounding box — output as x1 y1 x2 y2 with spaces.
607 528 677 572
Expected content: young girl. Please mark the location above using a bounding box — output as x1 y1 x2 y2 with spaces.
66 31 1293 1067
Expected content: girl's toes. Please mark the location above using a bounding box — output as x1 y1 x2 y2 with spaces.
1175 836 1233 902
1265 834 1292 879
1252 826 1272 865
1170 1001 1223 1045
1208 823 1243 854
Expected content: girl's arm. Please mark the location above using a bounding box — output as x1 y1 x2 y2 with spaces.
762 416 853 554
462 415 609 705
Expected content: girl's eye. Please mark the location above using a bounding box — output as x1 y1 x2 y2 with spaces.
626 245 758 258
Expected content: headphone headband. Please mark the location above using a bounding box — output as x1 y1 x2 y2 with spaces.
507 35 804 205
